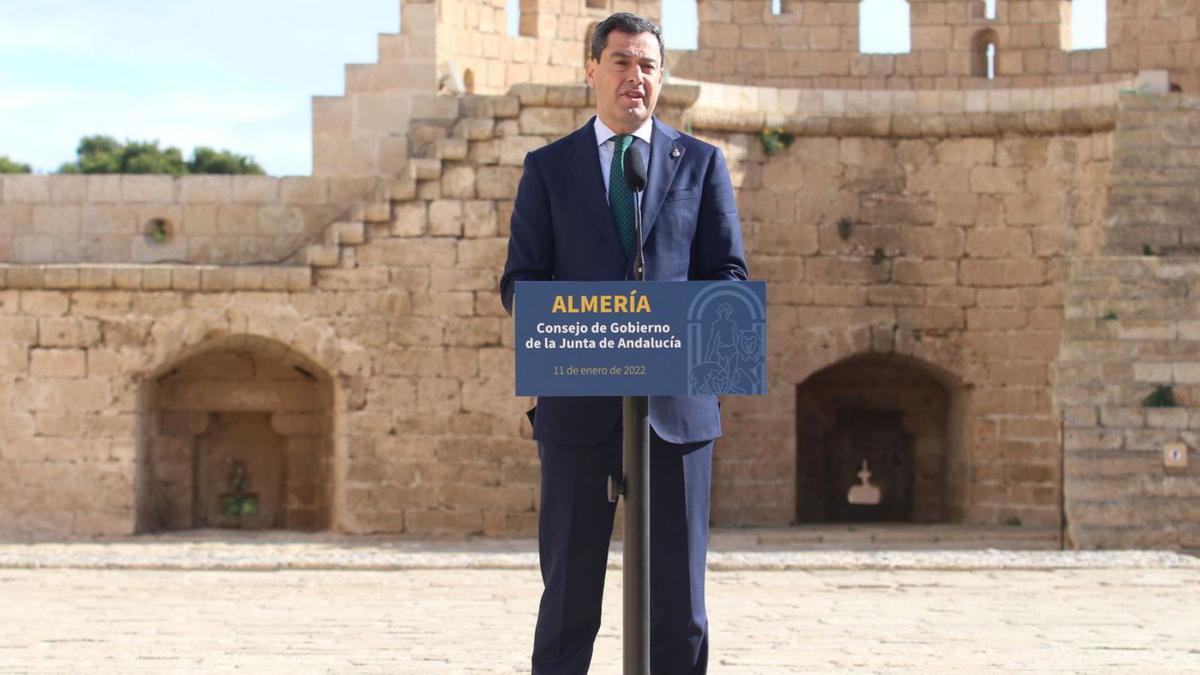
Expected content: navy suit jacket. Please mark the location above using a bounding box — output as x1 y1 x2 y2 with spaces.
500 116 748 446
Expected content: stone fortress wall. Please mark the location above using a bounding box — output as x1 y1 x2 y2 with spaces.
0 175 377 265
2 0 1199 548
670 0 1200 92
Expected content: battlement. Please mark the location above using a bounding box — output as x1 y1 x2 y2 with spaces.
670 0 1200 92
308 0 1199 176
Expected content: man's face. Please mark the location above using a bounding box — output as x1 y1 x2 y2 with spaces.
585 30 663 134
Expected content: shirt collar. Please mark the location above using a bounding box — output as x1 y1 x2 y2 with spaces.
594 116 654 147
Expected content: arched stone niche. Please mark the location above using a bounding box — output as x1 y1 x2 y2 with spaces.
795 353 968 523
136 335 335 532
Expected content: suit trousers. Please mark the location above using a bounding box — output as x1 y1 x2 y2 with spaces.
531 430 713 675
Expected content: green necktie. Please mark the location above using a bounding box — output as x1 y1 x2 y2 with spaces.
608 134 637 259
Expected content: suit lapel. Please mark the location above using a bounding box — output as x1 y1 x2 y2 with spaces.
640 118 684 247
575 118 628 262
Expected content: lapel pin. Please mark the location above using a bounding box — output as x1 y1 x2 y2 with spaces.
670 146 681 159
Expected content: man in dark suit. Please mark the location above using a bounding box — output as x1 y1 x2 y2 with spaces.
500 12 748 674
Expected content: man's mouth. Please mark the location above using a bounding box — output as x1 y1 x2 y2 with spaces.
621 90 644 101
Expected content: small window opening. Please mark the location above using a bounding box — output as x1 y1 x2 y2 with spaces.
506 0 519 37
1061 0 1107 50
972 29 999 79
859 0 912 54
663 0 699 51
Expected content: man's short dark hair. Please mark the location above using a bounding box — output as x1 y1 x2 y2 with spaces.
589 12 665 67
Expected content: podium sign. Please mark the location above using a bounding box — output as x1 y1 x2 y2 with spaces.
514 280 766 396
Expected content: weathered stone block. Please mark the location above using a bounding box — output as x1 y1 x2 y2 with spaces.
111 267 142 290
492 95 520 118
389 176 417 201
85 176 122 203
0 345 29 376
462 200 498 238
967 308 1029 330
338 221 366 245
436 138 469 161
1116 321 1176 340
965 230 1033 259
404 508 482 535
453 118 495 141
3 176 51 203
19 291 69 316
392 202 428 237
121 176 175 203
348 200 381 224
286 267 312 291
457 238 508 269
231 176 279 203
1174 363 1200 384
30 349 86 378
410 158 442 180
896 307 965 330
179 176 233 204
141 266 171 290
280 177 328 205
499 136 544 166
306 245 340 268
38 318 101 348
476 167 522 200
960 260 1046 287
1146 408 1189 430
432 268 495 292
428 200 464 236
440 166 476 199
970 166 1026 193
171 267 201 291
517 107 575 136
892 259 958 286
32 206 82 237
76 267 115 290
1004 193 1060 225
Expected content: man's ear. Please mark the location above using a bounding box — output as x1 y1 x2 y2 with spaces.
585 58 596 88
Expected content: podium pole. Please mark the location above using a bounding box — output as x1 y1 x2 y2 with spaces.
623 150 650 675
622 394 650 674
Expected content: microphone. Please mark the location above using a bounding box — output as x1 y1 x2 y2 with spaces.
623 148 647 280
623 148 647 192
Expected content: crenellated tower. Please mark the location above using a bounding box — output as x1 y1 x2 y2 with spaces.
311 0 660 176
669 0 1199 91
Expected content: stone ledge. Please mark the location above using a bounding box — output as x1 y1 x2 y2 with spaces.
677 76 1140 116
0 264 312 292
685 108 1119 137
0 175 376 207
0 534 1195 571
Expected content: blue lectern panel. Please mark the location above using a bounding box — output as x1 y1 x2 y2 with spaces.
514 280 766 396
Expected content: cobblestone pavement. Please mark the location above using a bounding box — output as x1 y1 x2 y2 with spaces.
0 531 1198 673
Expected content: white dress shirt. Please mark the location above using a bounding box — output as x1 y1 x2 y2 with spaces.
593 116 653 206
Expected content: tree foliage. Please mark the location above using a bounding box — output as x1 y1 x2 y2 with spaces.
56 135 264 175
188 146 264 175
0 156 32 174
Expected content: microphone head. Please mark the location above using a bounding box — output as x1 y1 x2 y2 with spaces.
623 147 647 193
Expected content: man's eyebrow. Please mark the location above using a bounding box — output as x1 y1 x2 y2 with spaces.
610 49 660 65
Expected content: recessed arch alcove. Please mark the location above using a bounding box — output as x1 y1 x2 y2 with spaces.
795 353 968 524
136 335 335 532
